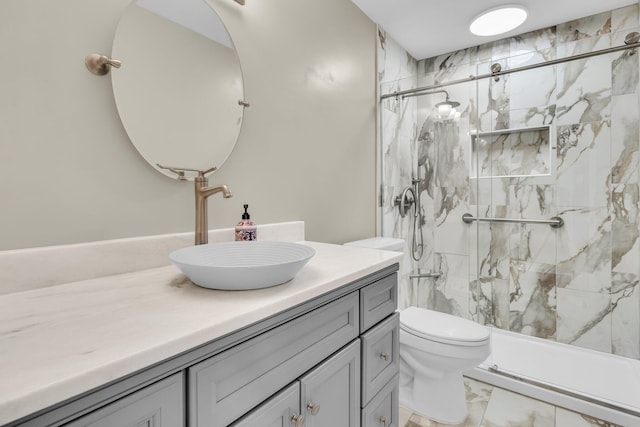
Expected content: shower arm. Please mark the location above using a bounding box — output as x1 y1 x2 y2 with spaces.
400 89 450 100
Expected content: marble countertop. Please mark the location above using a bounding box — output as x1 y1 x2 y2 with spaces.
0 241 401 425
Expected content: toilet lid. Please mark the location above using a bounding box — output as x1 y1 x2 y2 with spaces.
400 307 490 345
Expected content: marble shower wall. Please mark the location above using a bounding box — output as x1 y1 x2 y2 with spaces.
379 4 640 360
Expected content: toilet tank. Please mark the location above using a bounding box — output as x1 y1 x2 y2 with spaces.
344 237 405 252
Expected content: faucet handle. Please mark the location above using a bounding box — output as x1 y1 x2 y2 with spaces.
156 164 217 180
197 166 217 178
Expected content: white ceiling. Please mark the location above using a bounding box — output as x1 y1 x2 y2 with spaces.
351 0 639 60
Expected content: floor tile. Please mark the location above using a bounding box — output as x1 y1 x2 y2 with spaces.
555 407 623 427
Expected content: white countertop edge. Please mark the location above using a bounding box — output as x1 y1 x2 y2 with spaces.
0 241 402 425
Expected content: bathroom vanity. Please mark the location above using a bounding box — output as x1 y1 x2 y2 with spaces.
0 237 401 427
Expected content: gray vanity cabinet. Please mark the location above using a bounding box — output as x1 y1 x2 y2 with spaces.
63 373 184 427
9 265 399 427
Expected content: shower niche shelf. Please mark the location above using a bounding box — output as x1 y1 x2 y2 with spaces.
471 125 551 179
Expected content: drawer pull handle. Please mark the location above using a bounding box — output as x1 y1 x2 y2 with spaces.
307 401 321 415
291 414 305 426
380 416 390 426
380 352 391 361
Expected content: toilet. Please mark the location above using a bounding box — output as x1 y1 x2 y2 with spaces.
399 307 490 424
344 237 490 424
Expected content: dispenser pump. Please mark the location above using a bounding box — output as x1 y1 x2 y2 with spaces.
242 204 251 220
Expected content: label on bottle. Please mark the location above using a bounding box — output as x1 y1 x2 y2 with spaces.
235 221 257 241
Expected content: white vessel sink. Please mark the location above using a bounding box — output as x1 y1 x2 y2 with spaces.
169 241 316 290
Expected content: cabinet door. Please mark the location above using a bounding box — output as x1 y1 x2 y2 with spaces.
299 340 360 427
361 313 399 406
362 375 399 427
64 373 184 427
230 382 302 427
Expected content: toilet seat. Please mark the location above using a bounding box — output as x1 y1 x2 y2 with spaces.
400 307 490 347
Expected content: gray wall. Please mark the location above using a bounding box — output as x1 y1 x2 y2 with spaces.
0 0 377 250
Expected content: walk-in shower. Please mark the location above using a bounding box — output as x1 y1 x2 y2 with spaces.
378 4 640 425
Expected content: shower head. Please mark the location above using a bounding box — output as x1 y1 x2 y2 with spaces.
434 94 461 121
398 88 461 121
435 98 460 109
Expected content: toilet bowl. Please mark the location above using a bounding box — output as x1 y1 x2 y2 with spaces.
399 306 491 425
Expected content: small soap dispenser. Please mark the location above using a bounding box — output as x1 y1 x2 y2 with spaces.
235 204 257 241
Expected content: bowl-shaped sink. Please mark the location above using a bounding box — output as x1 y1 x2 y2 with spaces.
169 241 316 290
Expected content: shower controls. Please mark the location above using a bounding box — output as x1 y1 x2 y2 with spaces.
394 186 416 218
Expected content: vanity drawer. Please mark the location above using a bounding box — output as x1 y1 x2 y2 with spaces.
229 382 300 427
361 312 399 406
362 375 399 427
188 291 359 427
360 273 397 332
64 373 184 427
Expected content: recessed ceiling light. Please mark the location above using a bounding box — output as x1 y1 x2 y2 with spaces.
470 5 528 37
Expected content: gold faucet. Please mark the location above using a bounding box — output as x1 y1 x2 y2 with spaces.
155 164 232 245
195 172 232 245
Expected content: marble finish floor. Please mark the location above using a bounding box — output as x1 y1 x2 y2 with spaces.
400 377 622 427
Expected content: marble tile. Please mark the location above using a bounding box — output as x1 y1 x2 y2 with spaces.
378 29 418 84
556 33 612 60
480 386 555 427
556 11 612 44
428 253 471 318
434 186 470 256
400 405 413 427
611 4 640 34
556 288 612 353
610 184 640 276
469 276 493 326
508 50 557 111
555 54 612 125
611 94 640 185
477 210 513 280
510 28 557 57
420 120 470 189
611 274 640 358
433 49 474 84
612 47 639 97
611 23 640 47
490 278 511 330
469 178 509 207
556 121 611 208
509 260 557 339
509 104 556 129
556 207 611 294
476 63 511 132
555 407 623 427
507 183 557 266
474 128 551 178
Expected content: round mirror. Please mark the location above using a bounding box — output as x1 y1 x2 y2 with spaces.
111 0 244 180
